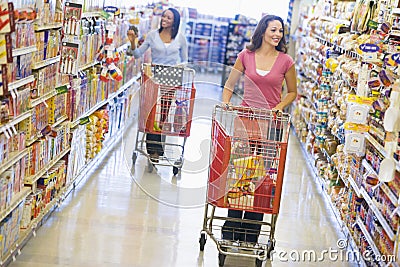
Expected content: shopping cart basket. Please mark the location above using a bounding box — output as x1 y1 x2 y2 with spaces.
199 104 291 267
132 63 196 175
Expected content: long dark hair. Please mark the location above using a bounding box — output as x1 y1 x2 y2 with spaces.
159 8 181 39
246 15 287 53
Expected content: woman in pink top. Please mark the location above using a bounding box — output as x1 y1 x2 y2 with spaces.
221 15 297 244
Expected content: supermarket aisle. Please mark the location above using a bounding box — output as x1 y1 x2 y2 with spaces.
9 78 356 267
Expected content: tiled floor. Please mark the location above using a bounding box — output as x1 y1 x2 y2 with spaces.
9 74 359 267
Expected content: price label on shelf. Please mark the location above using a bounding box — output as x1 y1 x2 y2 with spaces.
79 117 90 125
56 85 68 94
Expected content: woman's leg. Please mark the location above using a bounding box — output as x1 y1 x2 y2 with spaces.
222 209 243 241
242 211 263 243
146 134 163 159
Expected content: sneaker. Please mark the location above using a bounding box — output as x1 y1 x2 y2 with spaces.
150 153 159 163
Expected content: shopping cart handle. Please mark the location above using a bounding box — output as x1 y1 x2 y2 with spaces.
216 104 284 114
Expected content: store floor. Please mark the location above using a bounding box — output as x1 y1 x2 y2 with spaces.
9 74 358 267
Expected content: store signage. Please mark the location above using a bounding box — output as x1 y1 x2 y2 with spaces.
103 6 120 15
391 53 400 64
359 43 380 53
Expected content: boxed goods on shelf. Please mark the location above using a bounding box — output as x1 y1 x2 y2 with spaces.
0 1 141 264
293 1 400 264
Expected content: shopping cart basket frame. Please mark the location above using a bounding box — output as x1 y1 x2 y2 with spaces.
199 104 291 267
132 63 196 175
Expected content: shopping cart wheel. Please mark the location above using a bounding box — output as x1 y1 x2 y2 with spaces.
132 152 137 164
266 239 275 259
173 166 179 176
218 253 226 266
147 160 154 173
199 233 206 251
255 259 263 267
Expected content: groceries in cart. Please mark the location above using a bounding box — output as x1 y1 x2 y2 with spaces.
226 142 278 210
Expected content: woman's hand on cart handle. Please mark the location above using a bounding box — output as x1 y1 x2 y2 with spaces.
222 102 232 110
272 103 284 115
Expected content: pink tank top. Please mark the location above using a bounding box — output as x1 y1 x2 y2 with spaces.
238 49 294 109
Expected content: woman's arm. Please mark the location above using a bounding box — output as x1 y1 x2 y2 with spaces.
274 65 297 111
127 31 152 58
222 58 244 103
180 34 188 63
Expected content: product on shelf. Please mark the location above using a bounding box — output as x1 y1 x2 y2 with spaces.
292 1 400 264
0 0 140 264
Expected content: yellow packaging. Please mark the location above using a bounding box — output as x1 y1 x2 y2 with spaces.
233 155 266 181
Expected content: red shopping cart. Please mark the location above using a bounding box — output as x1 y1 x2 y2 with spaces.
132 63 196 175
199 104 291 267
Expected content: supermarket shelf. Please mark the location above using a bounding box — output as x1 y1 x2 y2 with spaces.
70 74 140 128
0 149 28 176
365 133 400 172
52 115 68 128
347 174 361 197
30 90 57 108
359 187 396 241
81 11 102 18
362 159 398 207
0 191 61 266
320 16 351 26
0 114 130 266
381 183 399 208
390 30 400 38
8 75 35 91
0 187 31 223
296 132 370 267
356 217 384 266
26 115 69 146
24 148 70 185
65 123 125 200
12 46 37 57
34 23 63 31
0 111 32 135
78 60 98 71
191 34 212 39
32 55 60 70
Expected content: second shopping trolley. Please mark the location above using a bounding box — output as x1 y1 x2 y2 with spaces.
199 104 291 267
132 63 196 175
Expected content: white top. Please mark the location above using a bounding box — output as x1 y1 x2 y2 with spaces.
164 43 171 48
256 69 270 76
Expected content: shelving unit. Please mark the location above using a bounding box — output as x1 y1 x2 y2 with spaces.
0 2 142 265
221 21 256 91
0 188 31 223
292 1 400 265
31 55 61 70
34 23 63 32
186 17 229 72
8 76 35 91
297 132 367 266
11 46 37 57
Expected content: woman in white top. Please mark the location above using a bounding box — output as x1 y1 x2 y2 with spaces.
127 8 188 161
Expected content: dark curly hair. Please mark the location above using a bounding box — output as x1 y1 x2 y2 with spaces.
246 15 287 53
159 8 181 39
